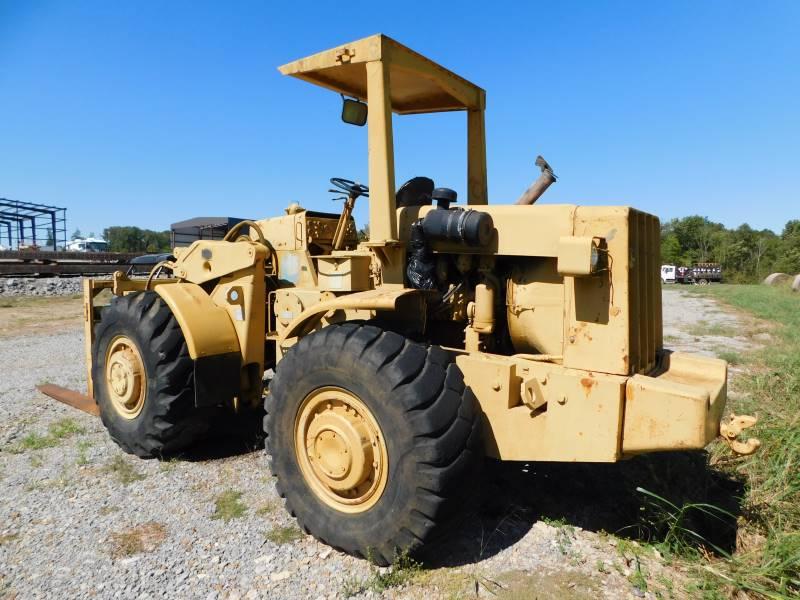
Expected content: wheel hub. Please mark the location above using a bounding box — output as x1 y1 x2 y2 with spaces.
105 336 146 419
295 387 388 513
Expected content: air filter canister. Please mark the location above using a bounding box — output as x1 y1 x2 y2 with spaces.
421 208 494 247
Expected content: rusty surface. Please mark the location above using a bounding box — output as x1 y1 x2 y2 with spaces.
514 155 557 206
37 384 99 416
0 250 140 262
0 263 124 276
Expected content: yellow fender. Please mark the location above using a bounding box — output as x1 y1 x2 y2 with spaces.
278 287 428 343
155 283 240 359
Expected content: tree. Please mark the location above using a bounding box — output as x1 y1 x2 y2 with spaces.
103 226 171 253
71 228 82 240
660 233 682 264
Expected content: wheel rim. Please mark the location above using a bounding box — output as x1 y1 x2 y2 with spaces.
104 335 146 419
294 386 388 513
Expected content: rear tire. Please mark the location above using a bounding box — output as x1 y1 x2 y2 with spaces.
92 291 215 458
265 323 482 565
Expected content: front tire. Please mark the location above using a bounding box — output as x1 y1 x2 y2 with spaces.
265 323 481 565
92 291 215 458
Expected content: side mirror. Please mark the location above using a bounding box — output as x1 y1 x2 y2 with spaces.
341 98 367 126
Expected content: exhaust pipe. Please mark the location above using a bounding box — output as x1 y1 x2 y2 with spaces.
515 155 557 206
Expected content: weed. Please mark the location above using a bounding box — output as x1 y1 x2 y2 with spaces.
211 490 247 521
340 576 367 598
541 515 568 528
11 418 85 453
264 524 302 545
0 533 18 545
29 455 43 468
655 573 674 595
106 455 145 484
716 349 743 365
365 549 422 592
76 439 92 466
49 419 84 438
615 538 650 593
554 526 574 556
627 556 648 593
17 432 56 451
158 457 181 473
256 500 279 516
636 487 734 557
686 320 739 338
109 522 167 558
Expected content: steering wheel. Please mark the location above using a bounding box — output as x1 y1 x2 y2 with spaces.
330 177 369 199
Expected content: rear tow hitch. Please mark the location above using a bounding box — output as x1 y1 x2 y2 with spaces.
720 413 760 455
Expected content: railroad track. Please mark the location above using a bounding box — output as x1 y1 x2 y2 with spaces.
0 250 143 277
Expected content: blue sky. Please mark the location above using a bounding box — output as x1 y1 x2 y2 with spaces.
1 1 798 238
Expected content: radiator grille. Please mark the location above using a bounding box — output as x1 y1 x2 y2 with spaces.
628 210 663 374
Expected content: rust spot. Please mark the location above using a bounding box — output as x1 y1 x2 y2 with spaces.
611 306 621 317
580 377 597 397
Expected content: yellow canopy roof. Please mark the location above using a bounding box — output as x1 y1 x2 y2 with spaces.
278 34 485 115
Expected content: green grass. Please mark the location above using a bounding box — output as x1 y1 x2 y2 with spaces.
75 439 93 466
716 349 744 365
256 500 280 516
264 524 303 545
341 550 423 597
106 455 146 484
11 418 85 453
690 285 800 598
211 490 247 521
686 319 740 338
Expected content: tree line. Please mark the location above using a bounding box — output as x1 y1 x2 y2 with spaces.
102 226 172 253
661 216 800 282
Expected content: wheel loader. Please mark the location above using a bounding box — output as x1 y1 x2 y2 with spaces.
68 34 759 564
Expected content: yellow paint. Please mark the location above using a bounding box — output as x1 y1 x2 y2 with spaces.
294 386 389 513
155 283 240 359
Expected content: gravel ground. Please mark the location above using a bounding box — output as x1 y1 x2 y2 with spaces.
0 278 83 297
0 286 753 599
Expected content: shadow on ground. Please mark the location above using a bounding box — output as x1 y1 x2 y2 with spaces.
165 413 746 570
420 451 745 567
175 409 266 462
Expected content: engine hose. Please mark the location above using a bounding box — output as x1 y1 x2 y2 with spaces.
223 220 267 246
144 260 175 291
222 220 277 275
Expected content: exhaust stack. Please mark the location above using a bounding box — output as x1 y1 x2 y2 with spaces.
515 155 557 206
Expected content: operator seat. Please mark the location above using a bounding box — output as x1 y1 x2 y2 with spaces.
396 177 434 207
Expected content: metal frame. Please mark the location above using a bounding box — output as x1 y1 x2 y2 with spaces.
0 198 67 250
279 34 488 248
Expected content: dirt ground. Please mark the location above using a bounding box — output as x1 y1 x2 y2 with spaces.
0 295 83 338
0 287 759 599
